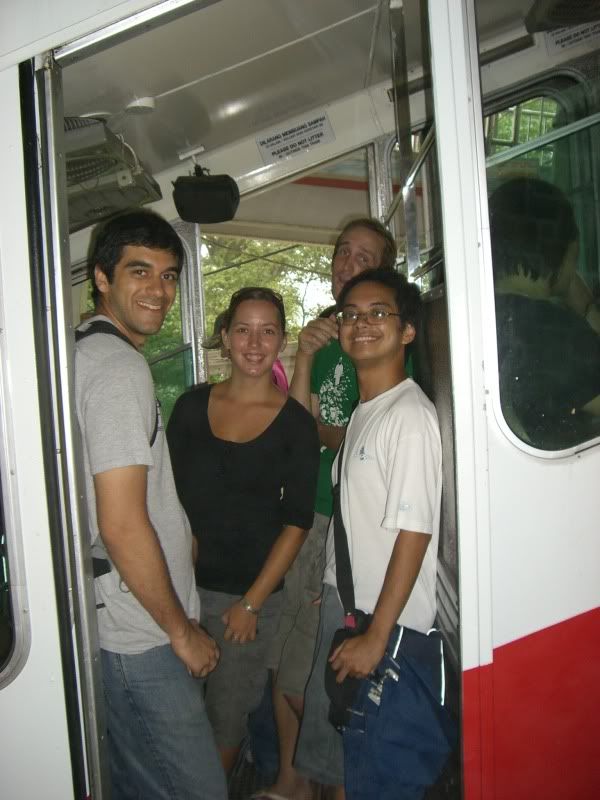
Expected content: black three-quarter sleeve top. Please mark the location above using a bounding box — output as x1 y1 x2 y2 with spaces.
167 383 320 595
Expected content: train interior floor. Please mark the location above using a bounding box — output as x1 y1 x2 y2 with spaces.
227 737 461 800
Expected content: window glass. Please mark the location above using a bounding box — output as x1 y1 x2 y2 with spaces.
148 346 193 425
487 122 600 450
485 96 559 168
142 294 187 426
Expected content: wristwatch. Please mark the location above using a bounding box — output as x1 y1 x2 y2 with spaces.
239 596 260 615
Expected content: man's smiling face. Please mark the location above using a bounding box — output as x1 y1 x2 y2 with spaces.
94 244 180 348
331 225 386 300
338 280 415 369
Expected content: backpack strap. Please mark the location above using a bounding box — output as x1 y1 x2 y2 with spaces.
75 319 160 446
75 319 135 347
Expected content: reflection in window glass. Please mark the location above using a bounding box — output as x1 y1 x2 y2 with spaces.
485 96 559 169
489 168 600 450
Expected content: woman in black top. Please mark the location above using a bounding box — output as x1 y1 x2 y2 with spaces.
167 287 319 772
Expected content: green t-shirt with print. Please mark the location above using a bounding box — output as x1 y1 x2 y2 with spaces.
311 338 359 517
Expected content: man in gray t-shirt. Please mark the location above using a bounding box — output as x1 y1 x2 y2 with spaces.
75 210 226 800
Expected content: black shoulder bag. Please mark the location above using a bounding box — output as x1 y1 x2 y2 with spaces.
324 440 372 730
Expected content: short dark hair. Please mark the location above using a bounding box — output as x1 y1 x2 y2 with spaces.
337 267 421 330
88 209 184 302
333 218 397 270
489 177 578 283
224 286 286 334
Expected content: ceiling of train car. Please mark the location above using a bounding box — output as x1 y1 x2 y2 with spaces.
60 0 541 246
61 0 536 179
62 0 392 177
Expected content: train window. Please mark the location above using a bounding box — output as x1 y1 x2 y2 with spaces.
487 115 600 450
485 96 559 167
200 234 332 383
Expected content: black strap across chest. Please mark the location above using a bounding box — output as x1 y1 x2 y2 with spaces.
332 439 356 615
75 320 160 447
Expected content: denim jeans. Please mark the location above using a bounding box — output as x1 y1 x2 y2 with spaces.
101 645 227 800
342 629 455 800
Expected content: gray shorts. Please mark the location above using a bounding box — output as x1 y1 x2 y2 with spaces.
199 587 282 749
268 512 329 697
294 583 345 786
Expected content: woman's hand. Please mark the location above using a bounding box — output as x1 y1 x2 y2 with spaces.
222 601 258 643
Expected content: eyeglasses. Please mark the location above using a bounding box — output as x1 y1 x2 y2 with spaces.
336 308 402 325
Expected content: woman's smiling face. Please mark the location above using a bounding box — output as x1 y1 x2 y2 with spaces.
222 299 286 378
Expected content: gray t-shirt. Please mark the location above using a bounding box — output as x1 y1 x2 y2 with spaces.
75 316 200 654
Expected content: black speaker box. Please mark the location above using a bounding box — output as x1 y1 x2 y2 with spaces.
172 170 240 224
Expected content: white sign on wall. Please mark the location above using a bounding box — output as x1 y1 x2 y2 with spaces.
545 22 600 56
257 111 335 165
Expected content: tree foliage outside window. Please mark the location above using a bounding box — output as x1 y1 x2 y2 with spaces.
201 235 333 339
485 96 559 168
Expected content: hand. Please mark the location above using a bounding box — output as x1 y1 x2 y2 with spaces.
329 630 386 683
222 601 258 644
297 315 338 357
170 619 220 678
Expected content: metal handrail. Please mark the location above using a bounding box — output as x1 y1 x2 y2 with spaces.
384 124 436 225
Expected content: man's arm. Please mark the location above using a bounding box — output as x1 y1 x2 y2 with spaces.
289 315 338 412
329 529 431 681
94 464 218 677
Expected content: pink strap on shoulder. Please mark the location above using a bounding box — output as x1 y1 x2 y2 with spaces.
271 358 289 394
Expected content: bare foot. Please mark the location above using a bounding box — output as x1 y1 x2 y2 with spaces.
254 775 314 800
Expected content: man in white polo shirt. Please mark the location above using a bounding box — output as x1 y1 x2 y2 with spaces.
295 267 452 800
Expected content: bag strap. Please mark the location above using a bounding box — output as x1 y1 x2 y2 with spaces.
332 440 356 618
75 319 160 447
75 318 138 347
